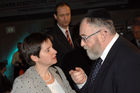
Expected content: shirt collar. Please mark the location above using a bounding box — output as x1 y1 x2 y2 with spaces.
57 24 69 36
101 33 119 62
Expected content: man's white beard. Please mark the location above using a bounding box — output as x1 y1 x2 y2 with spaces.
84 42 102 60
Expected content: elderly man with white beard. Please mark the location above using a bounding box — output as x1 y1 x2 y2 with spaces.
69 8 140 93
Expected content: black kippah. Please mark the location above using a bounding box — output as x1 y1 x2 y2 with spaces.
85 8 111 20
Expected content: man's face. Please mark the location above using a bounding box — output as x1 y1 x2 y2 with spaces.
80 19 102 60
54 5 71 29
133 25 140 40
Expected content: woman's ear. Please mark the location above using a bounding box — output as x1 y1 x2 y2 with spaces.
30 55 38 62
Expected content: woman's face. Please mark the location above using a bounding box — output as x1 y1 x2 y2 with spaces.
36 39 57 67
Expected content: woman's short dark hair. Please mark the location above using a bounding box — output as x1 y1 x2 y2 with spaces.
21 32 52 66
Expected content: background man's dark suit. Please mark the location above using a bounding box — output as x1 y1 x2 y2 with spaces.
47 25 75 66
79 36 140 93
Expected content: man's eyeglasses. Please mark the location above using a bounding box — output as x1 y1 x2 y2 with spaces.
81 30 101 42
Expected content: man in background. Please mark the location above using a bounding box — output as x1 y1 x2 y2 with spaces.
12 42 29 79
131 15 140 48
46 2 75 65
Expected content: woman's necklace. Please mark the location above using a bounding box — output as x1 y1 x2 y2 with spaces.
46 72 52 82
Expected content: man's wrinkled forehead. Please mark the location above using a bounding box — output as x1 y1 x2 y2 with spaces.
80 19 94 36
79 19 88 35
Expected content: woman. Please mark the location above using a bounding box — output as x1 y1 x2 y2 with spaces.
11 32 76 93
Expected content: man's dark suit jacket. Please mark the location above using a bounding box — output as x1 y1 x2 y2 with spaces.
79 36 140 93
62 47 93 91
46 25 75 66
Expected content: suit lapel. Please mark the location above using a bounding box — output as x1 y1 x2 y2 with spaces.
55 26 73 48
93 37 121 91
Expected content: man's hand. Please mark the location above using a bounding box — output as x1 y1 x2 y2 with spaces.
69 67 87 84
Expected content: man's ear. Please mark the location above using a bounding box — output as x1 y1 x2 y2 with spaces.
54 14 57 20
30 55 38 62
100 30 107 42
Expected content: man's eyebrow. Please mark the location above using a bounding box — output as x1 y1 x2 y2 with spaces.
80 34 87 36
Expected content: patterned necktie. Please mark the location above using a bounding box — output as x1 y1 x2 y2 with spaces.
91 58 102 80
65 30 73 47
